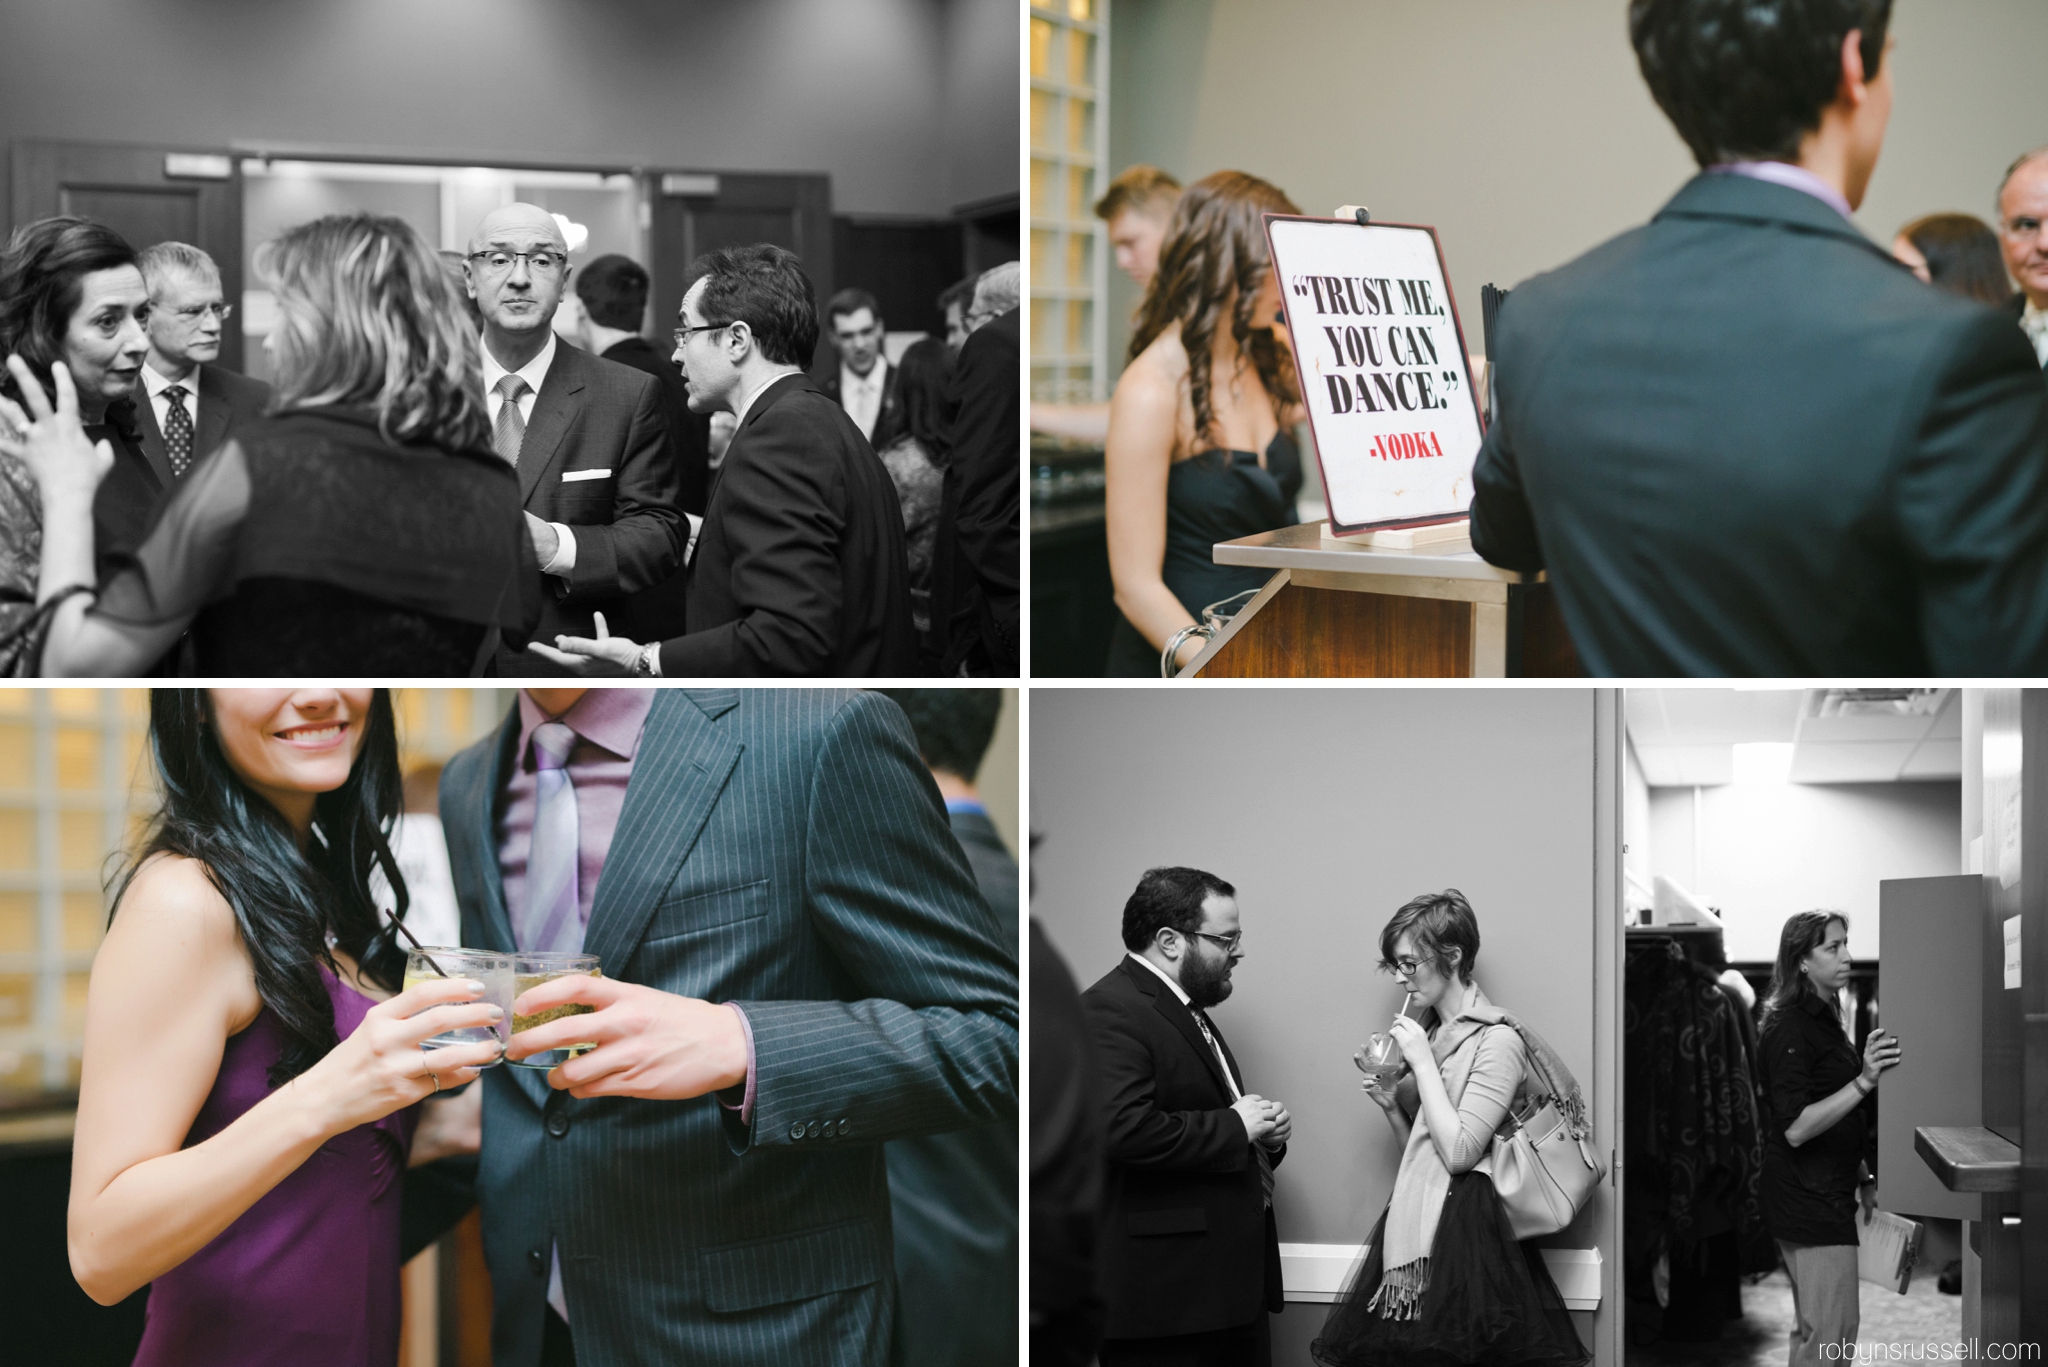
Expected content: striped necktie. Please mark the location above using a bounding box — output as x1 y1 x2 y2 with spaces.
1196 1008 1274 1208
520 722 582 953
494 374 530 466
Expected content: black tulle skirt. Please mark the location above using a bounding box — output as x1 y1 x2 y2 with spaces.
1312 1172 1590 1367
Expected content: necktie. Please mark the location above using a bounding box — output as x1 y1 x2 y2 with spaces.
521 722 582 953
1196 1009 1274 1208
494 374 530 466
163 385 193 477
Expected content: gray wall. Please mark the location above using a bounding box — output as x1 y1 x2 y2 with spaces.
1032 687 1609 1364
0 0 1016 217
1103 0 2048 376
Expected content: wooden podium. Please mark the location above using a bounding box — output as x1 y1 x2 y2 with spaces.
1180 523 1581 677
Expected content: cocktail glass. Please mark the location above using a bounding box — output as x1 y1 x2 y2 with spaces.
509 952 602 1069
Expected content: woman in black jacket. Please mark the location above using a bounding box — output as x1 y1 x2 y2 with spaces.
1755 911 1902 1364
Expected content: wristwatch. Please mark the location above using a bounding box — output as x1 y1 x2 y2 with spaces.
633 643 662 677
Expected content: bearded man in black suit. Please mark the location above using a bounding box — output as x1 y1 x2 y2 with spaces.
1471 0 2048 676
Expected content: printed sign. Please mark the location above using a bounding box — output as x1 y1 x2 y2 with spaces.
1266 215 1484 535
2005 914 2021 990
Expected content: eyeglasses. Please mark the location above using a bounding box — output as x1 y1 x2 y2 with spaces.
2003 216 2047 241
671 321 734 347
1184 930 1242 954
468 249 567 276
1375 954 1438 978
165 302 233 324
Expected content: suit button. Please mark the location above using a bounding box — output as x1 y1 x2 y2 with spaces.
547 1111 570 1138
528 1248 546 1276
805 1120 822 1140
839 1118 851 1136
790 1122 807 1141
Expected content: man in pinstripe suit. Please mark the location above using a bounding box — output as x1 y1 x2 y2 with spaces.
438 687 1018 1367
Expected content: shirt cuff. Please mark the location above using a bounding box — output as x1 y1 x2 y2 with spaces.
718 1001 757 1127
540 522 578 576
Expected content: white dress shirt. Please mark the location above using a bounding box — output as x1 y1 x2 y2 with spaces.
481 331 578 576
2022 299 2048 368
837 359 887 439
140 361 202 445
1125 950 1241 1099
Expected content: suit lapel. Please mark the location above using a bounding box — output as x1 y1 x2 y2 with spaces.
1125 958 1235 1100
131 389 175 487
194 367 232 465
580 690 744 981
516 345 586 503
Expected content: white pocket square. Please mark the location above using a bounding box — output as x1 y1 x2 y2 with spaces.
561 468 613 483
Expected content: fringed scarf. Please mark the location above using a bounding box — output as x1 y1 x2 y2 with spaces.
1369 989 1592 1320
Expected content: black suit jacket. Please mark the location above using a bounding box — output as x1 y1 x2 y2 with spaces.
599 335 711 642
820 359 903 449
496 341 683 672
1471 173 2048 676
132 364 272 485
1080 956 1284 1340
929 310 1020 677
1030 922 1108 1367
663 373 918 677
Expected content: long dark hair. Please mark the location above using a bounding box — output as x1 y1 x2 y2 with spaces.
1900 213 2013 307
1758 909 1847 1037
110 690 413 1086
1128 171 1301 450
0 215 143 436
885 336 955 459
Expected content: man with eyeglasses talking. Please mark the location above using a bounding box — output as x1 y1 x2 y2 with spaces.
133 241 270 488
1080 867 1291 1367
464 203 682 675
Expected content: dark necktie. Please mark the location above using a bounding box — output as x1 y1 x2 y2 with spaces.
1196 1008 1274 1208
163 385 193 477
494 374 529 465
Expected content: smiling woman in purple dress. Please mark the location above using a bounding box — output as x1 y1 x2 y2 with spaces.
66 689 502 1367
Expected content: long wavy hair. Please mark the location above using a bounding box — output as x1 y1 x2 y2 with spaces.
887 336 956 459
109 690 413 1086
1128 170 1301 449
0 216 143 436
259 213 491 453
1758 910 1847 1038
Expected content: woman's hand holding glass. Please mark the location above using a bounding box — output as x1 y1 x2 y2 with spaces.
1388 1013 1434 1070
1859 1027 1902 1089
294 977 502 1138
0 356 114 509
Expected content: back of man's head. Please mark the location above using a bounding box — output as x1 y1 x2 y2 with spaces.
937 274 977 318
1096 165 1182 225
136 240 220 297
1121 866 1235 952
828 286 881 327
687 244 819 368
576 254 650 331
970 261 1020 325
1630 0 1893 167
876 689 1002 781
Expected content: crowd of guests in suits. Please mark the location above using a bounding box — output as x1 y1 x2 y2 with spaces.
0 203 1020 678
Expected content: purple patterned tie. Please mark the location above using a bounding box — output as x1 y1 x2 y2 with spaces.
521 722 582 953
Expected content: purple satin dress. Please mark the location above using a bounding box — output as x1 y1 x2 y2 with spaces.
132 968 419 1367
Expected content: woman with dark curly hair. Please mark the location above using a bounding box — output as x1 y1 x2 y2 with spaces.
1102 170 1304 676
1 212 538 675
68 689 500 1366
1891 213 2014 307
0 216 157 672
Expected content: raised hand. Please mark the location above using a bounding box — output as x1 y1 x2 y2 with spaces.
0 356 114 506
293 976 502 1137
1388 1013 1433 1069
503 974 749 1100
526 610 643 676
1859 1027 1902 1087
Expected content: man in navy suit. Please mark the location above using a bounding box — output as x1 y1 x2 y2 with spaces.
438 687 1017 1366
132 241 270 486
1471 0 2048 675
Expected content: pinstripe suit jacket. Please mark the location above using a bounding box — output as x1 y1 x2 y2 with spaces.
439 689 1019 1367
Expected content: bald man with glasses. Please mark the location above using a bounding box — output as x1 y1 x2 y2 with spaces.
464 203 682 675
1999 148 2048 369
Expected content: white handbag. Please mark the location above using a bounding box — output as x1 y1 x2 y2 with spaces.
1484 1020 1606 1240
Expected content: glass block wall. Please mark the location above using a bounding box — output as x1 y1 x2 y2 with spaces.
1029 0 1109 404
0 689 513 1101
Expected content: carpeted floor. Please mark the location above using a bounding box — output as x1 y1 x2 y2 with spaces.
1627 1269 1962 1367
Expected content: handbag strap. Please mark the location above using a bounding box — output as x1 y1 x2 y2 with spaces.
1492 1013 1593 1142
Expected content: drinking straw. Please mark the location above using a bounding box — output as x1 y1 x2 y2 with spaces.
388 915 450 977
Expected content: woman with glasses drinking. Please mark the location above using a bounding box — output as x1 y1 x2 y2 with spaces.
1755 911 1902 1363
0 212 538 675
68 689 500 1366
1313 890 1587 1367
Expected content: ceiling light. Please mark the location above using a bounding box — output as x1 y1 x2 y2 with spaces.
1731 742 1794 785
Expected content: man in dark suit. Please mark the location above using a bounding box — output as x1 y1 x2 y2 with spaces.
465 205 683 675
1998 148 2048 369
874 688 1017 1367
568 254 712 642
132 242 270 484
929 268 1020 677
532 245 917 677
1081 866 1291 1367
819 288 902 447
1471 0 2048 676
1031 917 1108 1367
